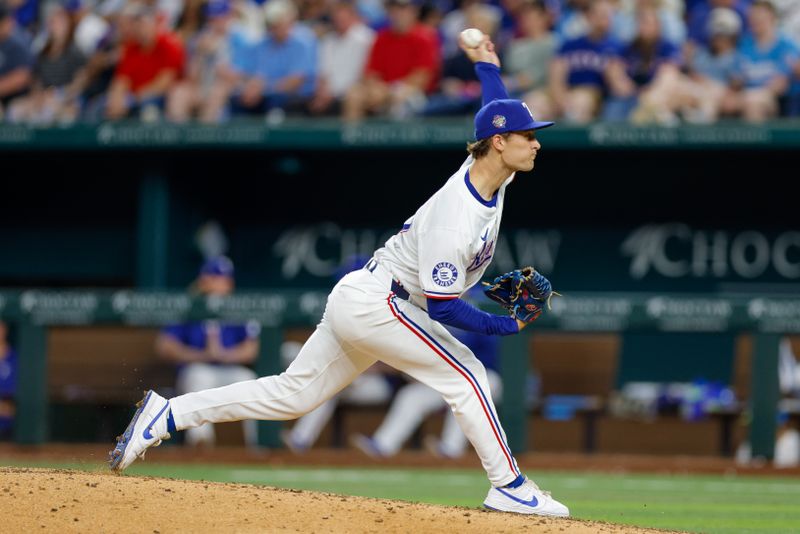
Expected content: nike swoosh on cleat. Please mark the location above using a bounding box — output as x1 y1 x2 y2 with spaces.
496 487 539 508
142 402 170 440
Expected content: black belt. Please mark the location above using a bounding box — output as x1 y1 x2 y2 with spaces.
365 258 410 301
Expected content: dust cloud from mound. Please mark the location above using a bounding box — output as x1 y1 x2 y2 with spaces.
0 467 676 533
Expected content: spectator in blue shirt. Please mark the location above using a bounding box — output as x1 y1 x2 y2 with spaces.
5 0 35 41
729 0 799 121
229 0 317 117
0 321 16 440
526 0 619 123
154 256 261 448
679 6 744 122
0 1 33 117
612 0 687 47
166 0 241 123
603 5 685 123
687 0 749 48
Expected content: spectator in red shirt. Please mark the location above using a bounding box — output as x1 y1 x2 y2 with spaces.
105 2 185 121
342 0 440 121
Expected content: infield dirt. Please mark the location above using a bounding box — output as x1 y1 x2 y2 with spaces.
0 467 680 533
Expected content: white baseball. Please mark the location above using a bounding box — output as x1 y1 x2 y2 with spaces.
460 28 484 49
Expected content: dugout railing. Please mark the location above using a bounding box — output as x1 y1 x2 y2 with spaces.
0 289 796 460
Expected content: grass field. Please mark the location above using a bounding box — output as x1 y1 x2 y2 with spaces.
5 460 800 533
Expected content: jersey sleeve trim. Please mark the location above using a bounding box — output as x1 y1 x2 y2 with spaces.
424 291 460 300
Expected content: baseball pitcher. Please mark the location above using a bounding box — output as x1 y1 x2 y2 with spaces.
109 34 569 517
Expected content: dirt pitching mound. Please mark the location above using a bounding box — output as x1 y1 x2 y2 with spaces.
1 467 675 533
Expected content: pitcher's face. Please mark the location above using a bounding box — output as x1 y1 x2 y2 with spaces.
500 131 541 172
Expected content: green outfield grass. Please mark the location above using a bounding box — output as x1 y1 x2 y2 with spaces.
4 460 800 533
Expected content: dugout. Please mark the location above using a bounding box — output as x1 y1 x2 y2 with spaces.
1 119 799 459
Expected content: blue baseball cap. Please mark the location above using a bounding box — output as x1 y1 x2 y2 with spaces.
474 99 553 141
63 0 83 12
199 255 235 278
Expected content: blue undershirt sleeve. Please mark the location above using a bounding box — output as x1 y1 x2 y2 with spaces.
475 62 509 106
428 297 519 336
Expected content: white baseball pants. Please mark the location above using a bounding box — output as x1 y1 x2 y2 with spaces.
170 264 520 486
175 363 259 448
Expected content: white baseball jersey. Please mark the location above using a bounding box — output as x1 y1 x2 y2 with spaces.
374 156 515 308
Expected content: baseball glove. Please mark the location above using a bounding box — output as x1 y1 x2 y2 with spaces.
482 266 560 323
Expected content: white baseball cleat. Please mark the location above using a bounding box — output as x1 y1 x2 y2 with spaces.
108 390 171 472
483 476 569 517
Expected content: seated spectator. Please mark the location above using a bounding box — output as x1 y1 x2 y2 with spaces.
486 0 531 52
5 0 36 41
687 0 748 49
677 6 743 123
166 0 237 122
439 0 504 60
342 0 440 121
505 0 556 98
779 0 800 116
727 0 798 122
612 0 687 46
554 0 592 41
0 321 16 441
7 1 87 124
526 0 619 123
154 256 260 448
602 5 685 124
307 0 375 116
297 0 334 33
65 0 118 121
789 61 800 118
418 0 449 35
356 0 387 28
97 0 183 30
228 0 317 118
173 0 208 43
104 2 185 121
0 1 33 119
166 0 263 123
421 2 501 115
776 0 800 44
66 0 111 57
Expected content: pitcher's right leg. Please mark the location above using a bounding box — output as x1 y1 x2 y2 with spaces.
170 318 375 429
110 316 375 472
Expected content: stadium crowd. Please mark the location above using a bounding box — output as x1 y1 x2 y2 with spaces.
1 0 800 125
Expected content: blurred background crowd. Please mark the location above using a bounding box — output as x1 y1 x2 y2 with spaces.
1 0 800 126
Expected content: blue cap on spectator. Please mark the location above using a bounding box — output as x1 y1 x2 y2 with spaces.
63 0 83 12
206 0 231 18
474 99 553 140
200 255 235 278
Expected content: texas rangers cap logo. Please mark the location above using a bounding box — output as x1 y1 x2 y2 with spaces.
432 262 458 287
492 115 506 128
